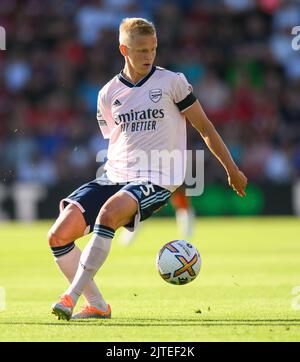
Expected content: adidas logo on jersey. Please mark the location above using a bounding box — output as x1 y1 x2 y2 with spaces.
112 99 122 107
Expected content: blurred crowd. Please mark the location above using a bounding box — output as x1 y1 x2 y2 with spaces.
0 0 300 186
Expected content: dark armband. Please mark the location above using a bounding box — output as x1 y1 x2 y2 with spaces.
175 92 197 112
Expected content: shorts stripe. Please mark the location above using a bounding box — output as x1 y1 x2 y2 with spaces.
140 190 170 206
141 192 170 209
140 189 170 203
141 196 170 210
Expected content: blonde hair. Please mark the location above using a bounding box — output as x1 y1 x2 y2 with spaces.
119 18 156 46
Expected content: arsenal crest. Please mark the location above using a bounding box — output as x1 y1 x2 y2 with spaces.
149 89 162 103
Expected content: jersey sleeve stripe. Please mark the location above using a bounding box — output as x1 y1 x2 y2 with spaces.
175 92 197 112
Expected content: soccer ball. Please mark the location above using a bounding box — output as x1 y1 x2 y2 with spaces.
156 240 201 285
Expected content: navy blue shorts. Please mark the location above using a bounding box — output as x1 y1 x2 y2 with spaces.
61 175 171 233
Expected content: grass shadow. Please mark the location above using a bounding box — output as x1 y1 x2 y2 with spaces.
1 318 300 327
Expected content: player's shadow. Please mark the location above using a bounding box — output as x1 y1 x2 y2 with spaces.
1 318 300 327
89 318 300 327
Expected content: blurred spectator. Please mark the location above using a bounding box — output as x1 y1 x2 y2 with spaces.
195 70 231 124
242 138 273 182
272 1 300 31
75 0 115 46
265 147 292 183
16 151 58 185
4 58 31 92
223 0 255 12
76 0 150 46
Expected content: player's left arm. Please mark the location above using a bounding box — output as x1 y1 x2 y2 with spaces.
183 100 248 197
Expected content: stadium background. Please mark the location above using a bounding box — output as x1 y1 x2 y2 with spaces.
0 0 300 221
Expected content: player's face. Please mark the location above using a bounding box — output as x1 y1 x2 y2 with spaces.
125 34 157 75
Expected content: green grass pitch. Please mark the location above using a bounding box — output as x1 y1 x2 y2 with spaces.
0 217 300 342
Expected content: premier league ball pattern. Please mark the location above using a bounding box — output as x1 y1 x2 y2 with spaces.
156 240 201 285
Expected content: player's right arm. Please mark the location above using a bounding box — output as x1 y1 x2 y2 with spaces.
183 100 248 197
96 86 113 139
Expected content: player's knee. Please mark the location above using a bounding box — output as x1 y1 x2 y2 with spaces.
47 230 69 247
98 207 117 229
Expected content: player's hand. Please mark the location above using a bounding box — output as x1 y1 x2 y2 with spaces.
227 168 248 197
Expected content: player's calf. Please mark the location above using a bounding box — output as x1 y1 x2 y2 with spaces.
47 203 86 269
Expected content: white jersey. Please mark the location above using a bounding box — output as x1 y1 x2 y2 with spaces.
96 66 196 192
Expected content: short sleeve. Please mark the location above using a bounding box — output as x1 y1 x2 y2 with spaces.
96 90 111 139
172 73 197 112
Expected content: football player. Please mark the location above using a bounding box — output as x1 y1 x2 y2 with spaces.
49 18 247 320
